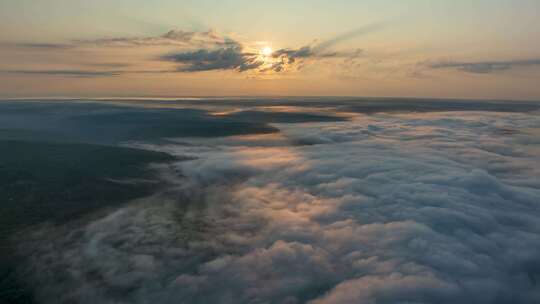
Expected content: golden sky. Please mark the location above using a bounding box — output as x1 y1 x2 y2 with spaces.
1 0 539 100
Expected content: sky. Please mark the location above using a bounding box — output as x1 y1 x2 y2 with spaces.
1 0 540 99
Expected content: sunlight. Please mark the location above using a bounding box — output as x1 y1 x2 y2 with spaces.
261 46 273 56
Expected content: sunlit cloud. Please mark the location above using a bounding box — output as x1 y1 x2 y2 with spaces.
0 42 74 49
159 25 379 74
74 29 227 48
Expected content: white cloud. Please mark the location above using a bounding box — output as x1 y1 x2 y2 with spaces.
16 108 540 303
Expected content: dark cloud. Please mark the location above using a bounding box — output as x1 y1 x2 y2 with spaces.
262 22 383 72
161 41 264 72
87 62 131 68
1 27 374 75
273 46 314 60
267 46 314 72
426 58 540 74
1 69 189 78
74 29 227 47
162 43 310 73
159 25 376 73
269 46 363 72
1 30 228 51
0 42 74 49
2 69 121 77
162 43 362 73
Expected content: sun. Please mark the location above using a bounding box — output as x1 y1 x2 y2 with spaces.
261 46 273 56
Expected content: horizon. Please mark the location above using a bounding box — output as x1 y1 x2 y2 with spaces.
3 95 540 103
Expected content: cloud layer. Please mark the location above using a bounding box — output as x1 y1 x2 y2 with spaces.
13 101 540 303
427 59 540 74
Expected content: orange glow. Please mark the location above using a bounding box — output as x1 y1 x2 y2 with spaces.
261 47 273 56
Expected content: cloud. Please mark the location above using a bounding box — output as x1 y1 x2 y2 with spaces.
1 30 228 50
310 273 460 304
161 42 354 73
1 27 374 75
13 102 540 303
162 41 362 74
159 25 375 73
262 22 383 72
74 29 227 47
161 42 317 73
272 46 314 61
161 41 264 72
268 46 363 72
426 58 540 74
0 42 74 49
86 62 131 68
1 69 121 77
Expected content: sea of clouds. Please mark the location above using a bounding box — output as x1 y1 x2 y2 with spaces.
17 107 540 303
